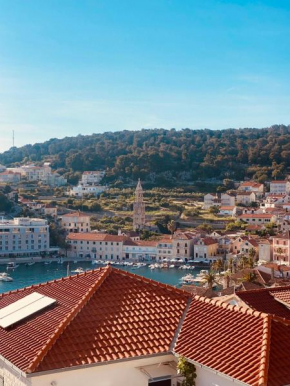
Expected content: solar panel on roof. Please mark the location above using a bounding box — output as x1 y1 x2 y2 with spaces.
0 292 56 329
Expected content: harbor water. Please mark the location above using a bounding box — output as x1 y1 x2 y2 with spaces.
0 262 204 293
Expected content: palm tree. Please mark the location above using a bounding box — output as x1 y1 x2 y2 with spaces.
201 271 219 289
212 259 223 273
167 220 176 238
248 247 256 262
237 255 248 270
242 271 257 283
227 256 234 273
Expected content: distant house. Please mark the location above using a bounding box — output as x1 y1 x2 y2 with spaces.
237 213 276 225
0 170 21 184
194 237 218 261
61 211 91 233
273 233 290 265
238 181 264 194
203 193 235 209
219 206 237 217
270 180 290 194
236 191 257 205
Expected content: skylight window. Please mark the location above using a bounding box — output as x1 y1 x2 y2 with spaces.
0 292 56 328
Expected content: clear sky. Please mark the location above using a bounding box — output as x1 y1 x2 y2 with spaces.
0 0 290 152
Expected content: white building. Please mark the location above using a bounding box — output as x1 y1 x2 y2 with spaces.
67 233 125 260
238 181 264 194
8 164 67 186
0 171 21 184
61 211 91 233
81 170 105 185
194 237 218 262
203 193 235 209
270 180 290 194
236 191 257 205
238 213 276 225
0 217 50 258
69 184 106 197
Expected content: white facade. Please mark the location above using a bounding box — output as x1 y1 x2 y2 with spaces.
0 218 50 258
236 192 256 205
258 240 272 262
81 171 105 185
0 171 21 184
61 212 91 233
270 181 290 194
69 184 106 197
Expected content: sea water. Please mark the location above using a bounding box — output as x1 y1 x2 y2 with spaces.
0 262 203 293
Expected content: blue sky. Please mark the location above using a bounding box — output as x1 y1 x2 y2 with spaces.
0 0 290 151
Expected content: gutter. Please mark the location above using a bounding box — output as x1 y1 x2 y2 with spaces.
26 352 174 378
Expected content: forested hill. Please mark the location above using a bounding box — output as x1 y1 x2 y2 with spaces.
1 125 290 184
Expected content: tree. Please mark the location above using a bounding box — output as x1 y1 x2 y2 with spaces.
167 220 176 238
242 271 257 283
209 206 219 215
212 259 223 273
248 247 256 261
177 357 197 386
201 271 219 289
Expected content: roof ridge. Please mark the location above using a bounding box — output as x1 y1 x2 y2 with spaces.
26 266 112 373
111 267 190 297
258 314 271 386
195 295 269 320
236 285 290 295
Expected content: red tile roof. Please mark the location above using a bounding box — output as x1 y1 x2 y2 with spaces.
239 214 274 219
0 267 189 374
237 286 290 320
62 211 90 218
67 233 129 242
174 296 269 386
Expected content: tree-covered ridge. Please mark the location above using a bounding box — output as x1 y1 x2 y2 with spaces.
1 125 289 183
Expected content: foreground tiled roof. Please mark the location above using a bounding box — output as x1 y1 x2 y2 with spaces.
0 267 189 373
237 286 290 320
174 296 269 386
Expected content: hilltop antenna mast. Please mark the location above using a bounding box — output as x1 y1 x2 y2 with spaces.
12 130 15 147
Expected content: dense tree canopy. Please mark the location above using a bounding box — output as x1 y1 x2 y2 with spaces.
1 125 289 184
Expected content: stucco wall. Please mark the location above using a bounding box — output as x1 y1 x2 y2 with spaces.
30 355 179 386
195 366 245 386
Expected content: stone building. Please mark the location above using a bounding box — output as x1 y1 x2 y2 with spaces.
133 179 145 231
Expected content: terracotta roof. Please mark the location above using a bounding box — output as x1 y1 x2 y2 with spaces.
196 237 218 246
67 233 129 242
0 267 189 373
237 286 290 320
174 296 270 386
219 206 235 210
271 180 289 184
62 211 90 218
239 214 274 219
239 181 262 188
237 191 256 195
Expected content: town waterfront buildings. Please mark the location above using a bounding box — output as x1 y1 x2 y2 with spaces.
61 211 91 233
0 218 50 258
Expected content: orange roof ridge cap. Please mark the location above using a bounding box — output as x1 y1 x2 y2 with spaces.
26 266 112 373
195 294 270 319
111 267 190 297
257 314 272 385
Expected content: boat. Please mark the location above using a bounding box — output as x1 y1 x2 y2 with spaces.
27 262 35 266
131 263 141 270
179 274 195 284
44 261 51 265
0 272 13 282
169 264 175 268
6 262 19 270
71 267 85 274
